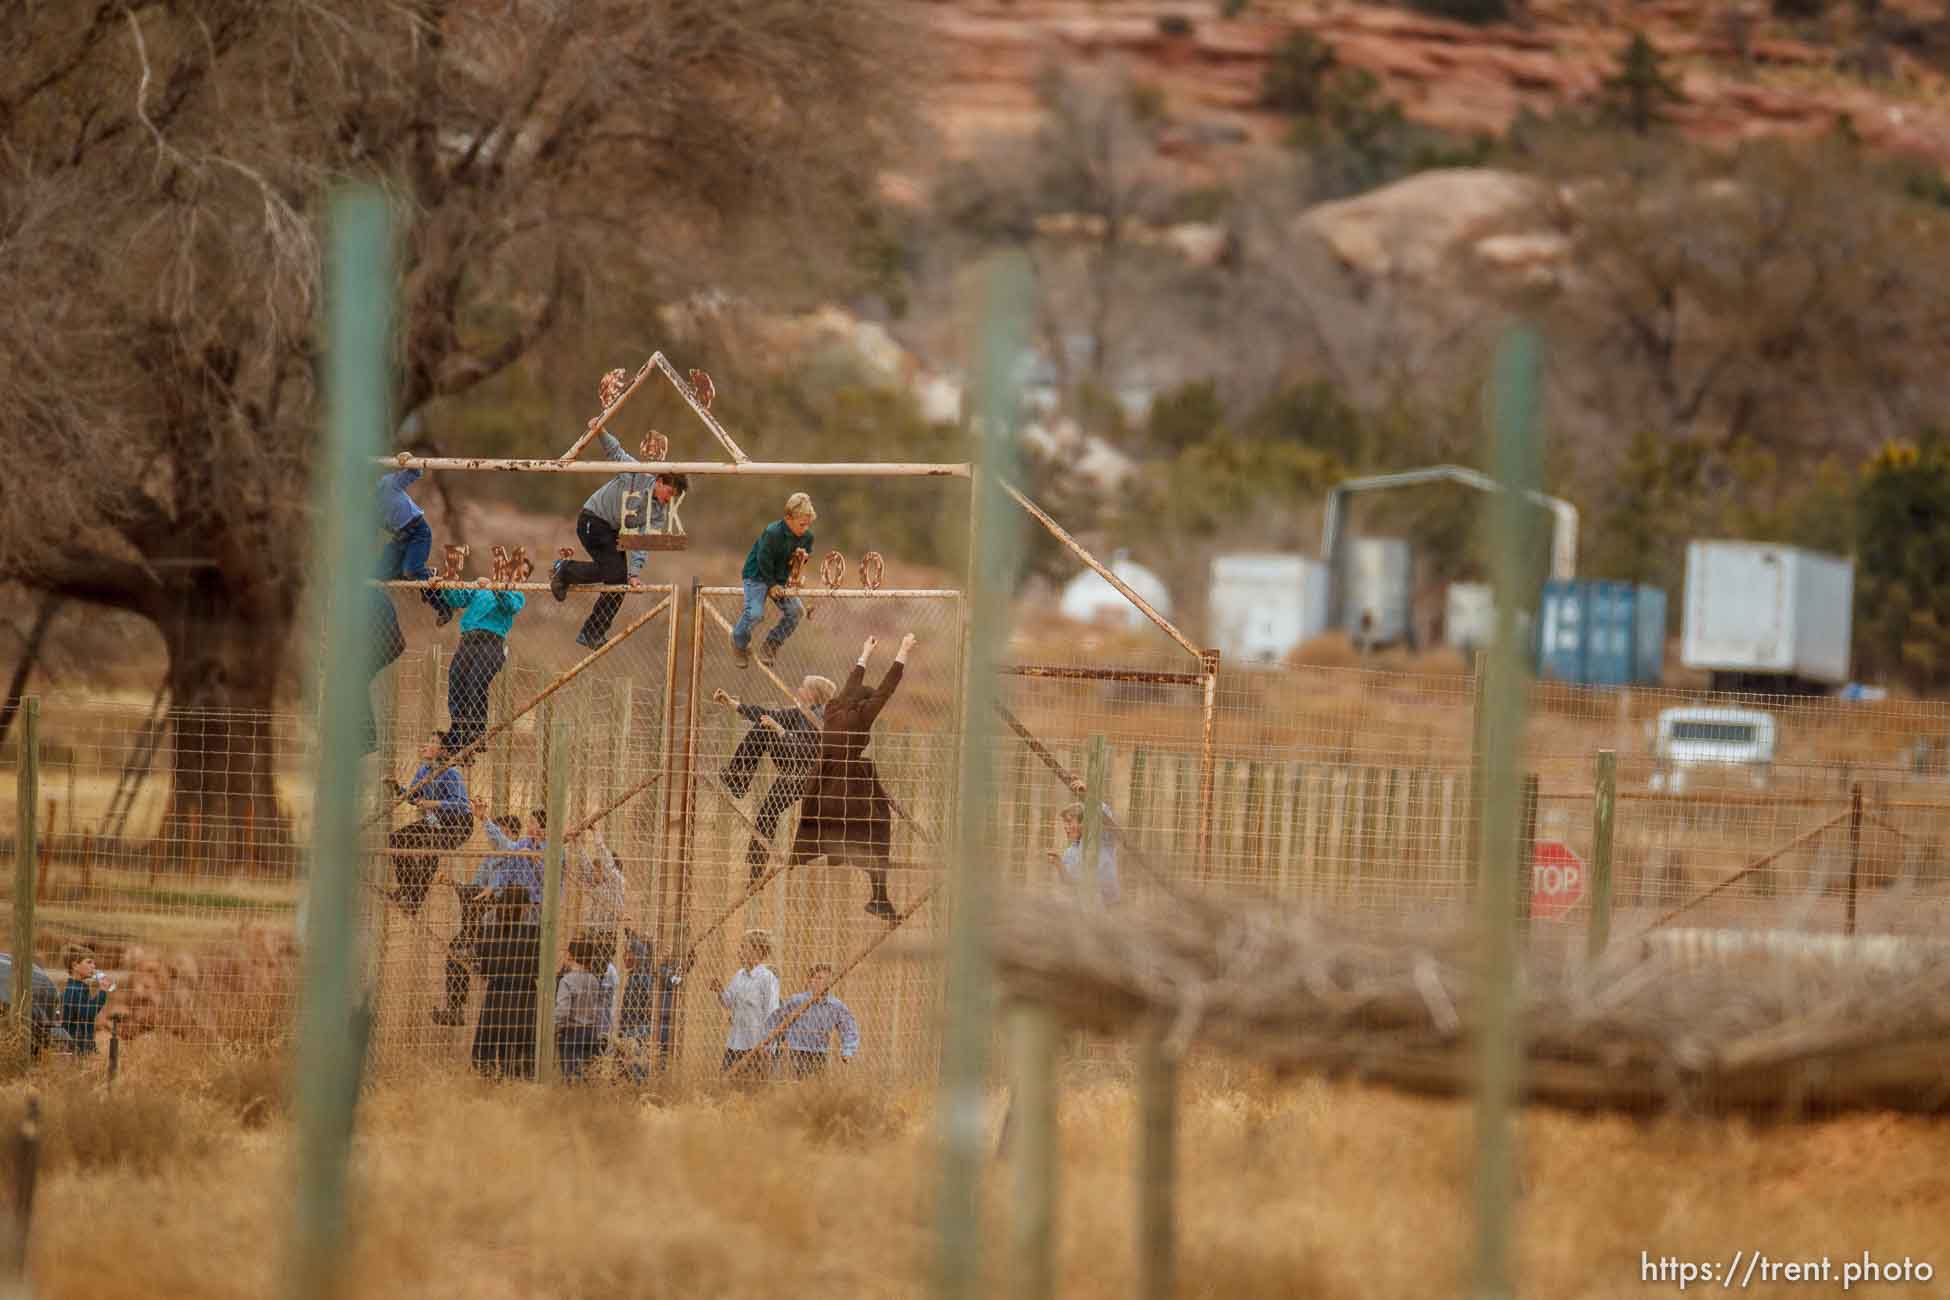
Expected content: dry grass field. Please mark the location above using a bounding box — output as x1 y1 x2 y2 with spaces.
6 1042 1948 1299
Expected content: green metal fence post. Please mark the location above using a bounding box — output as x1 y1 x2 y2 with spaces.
933 253 1030 1300
1472 325 1544 1300
289 187 389 1300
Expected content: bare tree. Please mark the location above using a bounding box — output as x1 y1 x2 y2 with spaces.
935 62 1168 404
0 0 912 864
1545 133 1950 460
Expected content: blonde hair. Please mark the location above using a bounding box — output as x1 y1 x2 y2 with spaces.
801 675 837 707
741 928 773 959
783 492 816 522
1061 802 1085 821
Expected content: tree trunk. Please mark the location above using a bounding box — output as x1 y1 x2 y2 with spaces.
0 593 61 749
156 578 299 877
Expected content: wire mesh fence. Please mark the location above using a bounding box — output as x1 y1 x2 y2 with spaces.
668 586 962 1086
361 582 677 1076
11 613 1950 1077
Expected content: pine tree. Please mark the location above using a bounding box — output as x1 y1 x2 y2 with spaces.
1597 33 1686 135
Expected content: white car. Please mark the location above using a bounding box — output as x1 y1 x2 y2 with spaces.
1649 706 1777 793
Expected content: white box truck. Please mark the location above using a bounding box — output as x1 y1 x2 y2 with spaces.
1681 541 1854 693
1208 554 1330 666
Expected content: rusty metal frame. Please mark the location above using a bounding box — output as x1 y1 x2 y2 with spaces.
1649 807 1853 931
999 481 1222 879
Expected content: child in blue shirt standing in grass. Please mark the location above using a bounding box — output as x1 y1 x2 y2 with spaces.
731 493 816 669
59 945 112 1054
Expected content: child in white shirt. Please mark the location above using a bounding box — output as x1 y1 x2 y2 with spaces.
710 928 780 1075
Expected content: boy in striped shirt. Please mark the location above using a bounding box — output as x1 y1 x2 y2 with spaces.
766 962 860 1079
549 426 689 649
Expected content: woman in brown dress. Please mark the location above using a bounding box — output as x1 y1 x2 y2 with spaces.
787 633 916 921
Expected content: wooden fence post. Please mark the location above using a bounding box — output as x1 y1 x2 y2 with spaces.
1845 782 1863 937
10 698 39 1072
1079 737 1109 909
536 718 571 1082
1518 773 1539 932
1588 750 1617 959
1136 1033 1178 1300
1009 1003 1059 1300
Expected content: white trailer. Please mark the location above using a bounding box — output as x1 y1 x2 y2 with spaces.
1208 554 1330 666
1681 541 1854 691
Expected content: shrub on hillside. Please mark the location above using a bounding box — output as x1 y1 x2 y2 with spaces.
1403 0 1513 25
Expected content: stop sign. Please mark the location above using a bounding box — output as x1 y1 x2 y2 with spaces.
1530 840 1586 921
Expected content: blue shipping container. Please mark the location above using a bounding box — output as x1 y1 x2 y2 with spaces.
1535 580 1667 687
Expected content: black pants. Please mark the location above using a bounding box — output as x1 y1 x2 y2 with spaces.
721 727 811 874
441 631 506 755
786 1049 829 1079
444 890 492 1011
559 511 627 644
388 811 475 915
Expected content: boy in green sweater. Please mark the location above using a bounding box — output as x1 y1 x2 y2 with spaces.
730 493 816 668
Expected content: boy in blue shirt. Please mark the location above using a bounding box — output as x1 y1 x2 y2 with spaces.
434 579 526 756
377 465 451 625
731 493 816 668
765 962 861 1079
435 808 543 1026
58 945 113 1054
387 735 476 916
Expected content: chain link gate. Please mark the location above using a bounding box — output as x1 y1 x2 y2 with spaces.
361 581 680 1073
659 582 966 1085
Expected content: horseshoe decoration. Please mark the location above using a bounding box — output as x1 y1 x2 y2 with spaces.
687 368 716 411
596 367 629 410
804 550 847 623
639 429 669 462
437 544 470 585
859 551 885 592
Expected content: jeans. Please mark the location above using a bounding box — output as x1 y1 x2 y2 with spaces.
379 516 444 615
730 577 804 652
559 511 628 644
441 631 506 755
